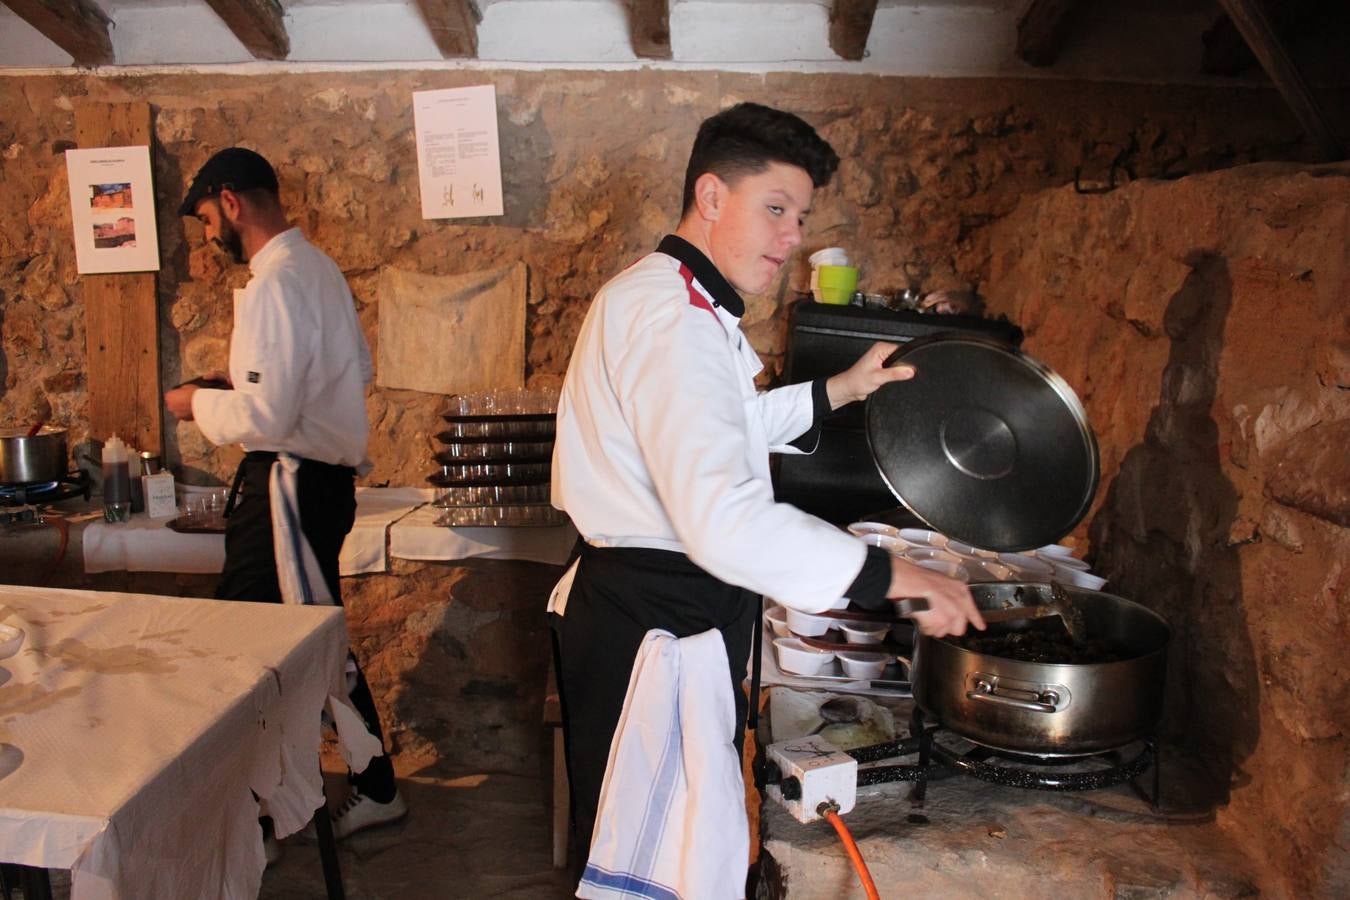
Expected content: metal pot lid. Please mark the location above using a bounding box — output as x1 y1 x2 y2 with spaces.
864 333 1098 552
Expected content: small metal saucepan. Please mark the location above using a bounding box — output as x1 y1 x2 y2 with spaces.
0 426 69 484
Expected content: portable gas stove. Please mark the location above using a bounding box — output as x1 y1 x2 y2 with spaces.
0 472 90 527
763 706 1160 824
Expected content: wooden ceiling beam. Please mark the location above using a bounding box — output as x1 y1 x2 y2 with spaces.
1016 0 1080 67
414 0 480 58
1 0 113 66
1218 0 1344 160
202 0 288 60
829 0 878 62
629 0 671 60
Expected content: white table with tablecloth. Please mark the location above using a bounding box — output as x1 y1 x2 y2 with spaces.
80 485 577 574
0 584 376 900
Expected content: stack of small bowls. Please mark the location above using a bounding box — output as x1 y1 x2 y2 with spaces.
845 521 1108 590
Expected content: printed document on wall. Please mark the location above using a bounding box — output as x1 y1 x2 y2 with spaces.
413 84 504 219
65 145 161 273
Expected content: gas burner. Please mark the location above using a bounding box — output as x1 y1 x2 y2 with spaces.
843 707 1161 810
0 471 91 506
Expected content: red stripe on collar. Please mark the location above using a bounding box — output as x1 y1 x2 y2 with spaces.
679 263 725 333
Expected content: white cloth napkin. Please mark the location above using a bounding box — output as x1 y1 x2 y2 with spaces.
389 503 578 565
578 628 748 900
82 514 226 574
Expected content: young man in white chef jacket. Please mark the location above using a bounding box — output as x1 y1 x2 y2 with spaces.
164 147 405 846
551 103 985 881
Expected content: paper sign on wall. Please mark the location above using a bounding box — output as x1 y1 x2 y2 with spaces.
65 145 161 274
413 84 505 220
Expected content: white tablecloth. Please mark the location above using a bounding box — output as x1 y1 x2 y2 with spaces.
0 585 366 899
389 503 578 566
82 486 432 577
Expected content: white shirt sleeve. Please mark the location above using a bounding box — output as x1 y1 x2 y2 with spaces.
614 292 864 610
748 381 816 453
192 270 312 448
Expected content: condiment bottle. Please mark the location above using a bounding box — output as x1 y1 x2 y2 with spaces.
101 435 132 523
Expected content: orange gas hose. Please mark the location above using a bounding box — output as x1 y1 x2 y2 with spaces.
824 808 880 900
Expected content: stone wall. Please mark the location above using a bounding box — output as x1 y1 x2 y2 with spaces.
985 162 1349 897
1 70 1338 487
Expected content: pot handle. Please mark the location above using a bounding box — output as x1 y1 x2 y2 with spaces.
966 676 1067 714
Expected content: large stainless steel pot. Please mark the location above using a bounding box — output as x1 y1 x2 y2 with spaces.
0 426 69 484
911 582 1169 756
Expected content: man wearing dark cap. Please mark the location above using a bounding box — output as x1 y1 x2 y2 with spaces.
165 147 406 844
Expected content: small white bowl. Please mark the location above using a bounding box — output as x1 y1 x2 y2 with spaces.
1041 554 1089 571
856 533 908 556
838 621 889 645
997 553 1055 580
764 606 792 638
905 547 963 566
785 607 836 637
0 624 24 660
970 560 1019 582
897 528 947 548
847 521 900 539
1053 567 1108 590
774 637 836 675
946 539 997 559
915 559 970 583
837 651 889 679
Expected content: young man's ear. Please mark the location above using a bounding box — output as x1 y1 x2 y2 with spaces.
692 172 726 222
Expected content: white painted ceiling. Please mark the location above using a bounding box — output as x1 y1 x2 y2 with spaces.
0 0 1288 84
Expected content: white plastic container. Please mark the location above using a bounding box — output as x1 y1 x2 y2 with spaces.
774 638 835 676
837 651 889 679
785 607 836 637
838 621 889 645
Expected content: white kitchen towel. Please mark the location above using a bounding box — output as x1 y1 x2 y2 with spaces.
269 453 334 607
546 557 580 616
577 628 748 900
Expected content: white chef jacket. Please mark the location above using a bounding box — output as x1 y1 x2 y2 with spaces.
192 228 373 469
552 244 868 614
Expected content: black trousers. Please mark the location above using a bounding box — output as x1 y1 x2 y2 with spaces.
557 544 759 865
217 452 397 802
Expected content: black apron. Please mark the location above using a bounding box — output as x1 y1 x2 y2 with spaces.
556 543 761 861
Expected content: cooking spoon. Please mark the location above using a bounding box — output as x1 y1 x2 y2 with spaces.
25 418 45 438
892 592 1088 643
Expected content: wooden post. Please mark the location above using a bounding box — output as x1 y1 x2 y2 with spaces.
74 101 163 454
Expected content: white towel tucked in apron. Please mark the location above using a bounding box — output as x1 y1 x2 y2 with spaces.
267 452 382 778
578 628 748 900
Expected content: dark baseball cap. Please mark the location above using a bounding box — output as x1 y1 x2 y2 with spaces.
178 147 279 217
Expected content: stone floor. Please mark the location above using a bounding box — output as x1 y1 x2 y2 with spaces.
259 757 576 900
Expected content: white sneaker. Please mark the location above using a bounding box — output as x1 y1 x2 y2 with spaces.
330 790 408 840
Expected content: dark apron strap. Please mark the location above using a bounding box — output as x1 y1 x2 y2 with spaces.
747 593 763 732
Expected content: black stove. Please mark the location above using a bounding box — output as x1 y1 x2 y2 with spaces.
838 707 1160 811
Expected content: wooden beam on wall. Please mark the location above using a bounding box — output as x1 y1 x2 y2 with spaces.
414 0 480 58
829 0 878 62
1218 0 1344 160
1 0 113 66
629 0 671 60
202 0 289 60
74 101 163 454
1016 0 1080 67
